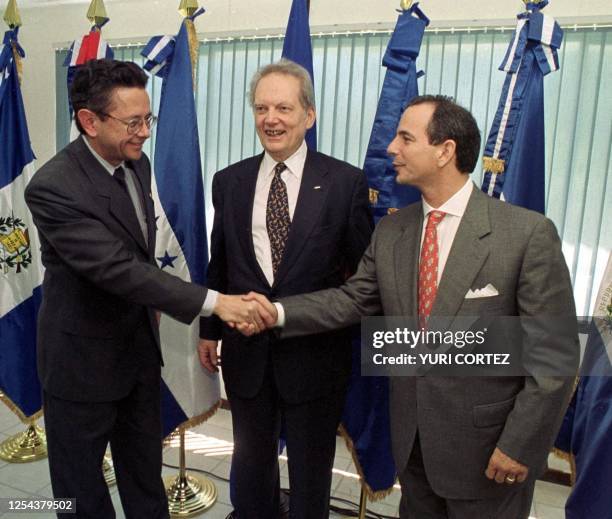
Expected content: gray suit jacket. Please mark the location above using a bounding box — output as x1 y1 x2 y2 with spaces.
281 184 578 499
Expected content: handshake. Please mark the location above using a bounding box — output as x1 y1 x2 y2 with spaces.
213 292 279 335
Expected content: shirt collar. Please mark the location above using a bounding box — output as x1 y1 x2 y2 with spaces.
83 136 125 176
422 177 474 219
261 140 308 181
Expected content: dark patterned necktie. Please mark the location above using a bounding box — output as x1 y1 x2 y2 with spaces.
266 162 291 275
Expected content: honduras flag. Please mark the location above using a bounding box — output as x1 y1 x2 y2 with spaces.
281 0 316 150
0 29 44 422
142 10 220 437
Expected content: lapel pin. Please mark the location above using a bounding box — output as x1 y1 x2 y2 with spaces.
314 186 321 190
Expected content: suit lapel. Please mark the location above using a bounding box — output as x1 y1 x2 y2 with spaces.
273 150 330 288
71 137 148 253
393 206 422 316
431 186 491 320
233 154 270 288
129 159 156 259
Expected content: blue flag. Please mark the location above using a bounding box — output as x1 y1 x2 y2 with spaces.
142 10 220 437
0 29 44 422
555 255 612 518
363 3 428 221
480 0 562 213
281 0 316 150
343 4 430 497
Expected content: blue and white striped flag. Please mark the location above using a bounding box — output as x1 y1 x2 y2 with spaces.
142 9 220 437
0 29 44 422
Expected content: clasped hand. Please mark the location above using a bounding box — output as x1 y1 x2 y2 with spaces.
213 292 277 335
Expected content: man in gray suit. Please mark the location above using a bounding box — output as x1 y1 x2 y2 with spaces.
246 96 579 518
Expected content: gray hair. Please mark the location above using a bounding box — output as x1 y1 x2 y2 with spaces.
248 58 315 110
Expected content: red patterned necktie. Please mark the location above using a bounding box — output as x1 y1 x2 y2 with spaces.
266 162 291 275
418 210 446 329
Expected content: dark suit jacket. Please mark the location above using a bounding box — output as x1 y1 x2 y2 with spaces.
280 185 579 499
25 136 206 402
200 149 373 403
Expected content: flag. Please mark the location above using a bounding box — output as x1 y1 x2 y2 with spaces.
142 8 220 438
63 25 114 115
281 0 316 150
363 3 428 221
554 254 612 518
480 1 562 213
0 28 44 422
63 24 113 141
341 3 430 497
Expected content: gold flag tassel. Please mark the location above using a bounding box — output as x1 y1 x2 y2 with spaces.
3 0 23 84
482 156 506 174
179 0 202 88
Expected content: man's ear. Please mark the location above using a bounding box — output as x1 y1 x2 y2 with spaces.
437 139 457 169
305 106 316 130
76 109 99 138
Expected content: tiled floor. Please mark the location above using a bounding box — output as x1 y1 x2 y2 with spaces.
0 404 570 518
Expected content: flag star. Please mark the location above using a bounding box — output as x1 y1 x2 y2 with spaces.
157 251 178 269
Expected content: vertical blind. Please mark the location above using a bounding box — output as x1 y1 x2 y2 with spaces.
55 27 611 316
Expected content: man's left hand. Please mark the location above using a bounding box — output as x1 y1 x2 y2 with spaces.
485 447 529 485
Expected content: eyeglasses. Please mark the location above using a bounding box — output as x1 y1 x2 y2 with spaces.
98 112 158 135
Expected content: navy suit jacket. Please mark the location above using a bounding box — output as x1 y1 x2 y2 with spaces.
200 149 373 403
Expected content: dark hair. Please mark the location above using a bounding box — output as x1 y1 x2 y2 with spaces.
70 59 148 134
407 95 481 173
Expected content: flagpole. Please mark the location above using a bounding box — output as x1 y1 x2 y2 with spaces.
0 421 47 463
160 2 218 515
85 0 116 486
0 0 49 466
163 427 217 516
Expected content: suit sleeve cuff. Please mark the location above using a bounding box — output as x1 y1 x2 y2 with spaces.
200 290 219 317
274 302 285 328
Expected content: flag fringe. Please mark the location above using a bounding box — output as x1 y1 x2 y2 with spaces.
551 447 576 485
163 399 222 443
337 424 396 501
0 391 43 424
482 156 506 174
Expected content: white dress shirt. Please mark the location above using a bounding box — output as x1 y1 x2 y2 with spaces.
252 140 308 286
420 178 474 284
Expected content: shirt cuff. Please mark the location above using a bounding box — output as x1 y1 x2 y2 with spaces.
200 290 219 317
274 302 285 327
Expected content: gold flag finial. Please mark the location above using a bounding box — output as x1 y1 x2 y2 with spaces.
86 0 109 26
179 0 199 18
3 0 22 29
399 0 413 10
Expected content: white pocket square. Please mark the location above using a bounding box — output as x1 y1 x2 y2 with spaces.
465 283 499 299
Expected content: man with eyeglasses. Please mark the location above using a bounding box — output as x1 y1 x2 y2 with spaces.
24 59 269 519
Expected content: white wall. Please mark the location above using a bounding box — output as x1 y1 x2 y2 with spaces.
13 0 612 163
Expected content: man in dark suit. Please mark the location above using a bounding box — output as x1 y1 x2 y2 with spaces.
25 59 266 519
247 96 579 518
197 59 373 518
